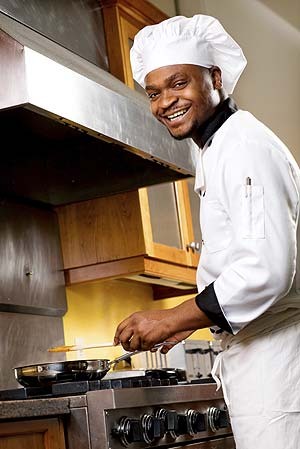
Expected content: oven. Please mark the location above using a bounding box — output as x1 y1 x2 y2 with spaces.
1 371 235 449
84 383 234 449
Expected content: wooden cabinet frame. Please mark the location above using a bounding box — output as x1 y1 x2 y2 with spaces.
99 0 168 86
139 181 199 267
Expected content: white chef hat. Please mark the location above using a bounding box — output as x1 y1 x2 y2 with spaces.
130 15 247 94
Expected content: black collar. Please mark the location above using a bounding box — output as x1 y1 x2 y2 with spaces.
199 97 238 147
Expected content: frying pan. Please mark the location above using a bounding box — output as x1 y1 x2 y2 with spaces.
14 352 141 387
14 342 177 387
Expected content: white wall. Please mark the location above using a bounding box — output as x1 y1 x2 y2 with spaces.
148 0 177 17
149 0 300 163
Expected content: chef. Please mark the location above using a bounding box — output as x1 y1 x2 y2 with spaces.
114 15 300 448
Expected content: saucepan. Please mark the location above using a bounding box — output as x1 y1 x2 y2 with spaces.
14 342 176 387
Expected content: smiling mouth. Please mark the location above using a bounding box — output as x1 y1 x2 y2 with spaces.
166 108 188 122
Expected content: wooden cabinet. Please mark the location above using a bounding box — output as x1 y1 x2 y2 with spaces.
56 0 201 297
0 418 66 449
56 183 200 296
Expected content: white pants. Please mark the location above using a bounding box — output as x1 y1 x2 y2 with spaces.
219 321 300 449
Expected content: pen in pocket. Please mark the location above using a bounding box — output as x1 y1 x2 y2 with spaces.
245 177 252 197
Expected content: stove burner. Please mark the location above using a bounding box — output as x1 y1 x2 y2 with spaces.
0 370 181 400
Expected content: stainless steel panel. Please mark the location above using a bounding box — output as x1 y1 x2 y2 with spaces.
0 0 108 70
0 198 66 316
86 385 231 449
0 22 198 199
66 408 92 449
0 312 65 389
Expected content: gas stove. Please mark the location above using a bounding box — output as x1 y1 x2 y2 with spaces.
0 371 234 448
0 369 185 400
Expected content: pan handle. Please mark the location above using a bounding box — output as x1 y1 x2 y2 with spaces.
108 341 177 367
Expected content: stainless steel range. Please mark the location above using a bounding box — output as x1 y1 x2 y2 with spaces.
0 371 234 449
85 383 234 449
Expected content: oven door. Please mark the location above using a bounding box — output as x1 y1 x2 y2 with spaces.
170 436 235 448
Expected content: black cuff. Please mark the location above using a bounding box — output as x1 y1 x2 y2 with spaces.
195 283 233 334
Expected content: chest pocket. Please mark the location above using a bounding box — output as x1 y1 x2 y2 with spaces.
241 184 265 239
200 199 232 253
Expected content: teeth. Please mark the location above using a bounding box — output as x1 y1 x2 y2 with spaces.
167 109 187 120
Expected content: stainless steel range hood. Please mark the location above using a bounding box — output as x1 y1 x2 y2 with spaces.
0 14 197 206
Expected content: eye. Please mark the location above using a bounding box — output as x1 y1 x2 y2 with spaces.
147 92 159 100
173 80 187 88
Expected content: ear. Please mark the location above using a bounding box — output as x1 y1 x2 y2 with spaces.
210 66 223 90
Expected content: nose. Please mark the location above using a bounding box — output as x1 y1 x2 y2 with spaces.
157 89 178 111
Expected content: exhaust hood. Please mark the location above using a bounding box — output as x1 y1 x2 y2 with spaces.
0 15 197 206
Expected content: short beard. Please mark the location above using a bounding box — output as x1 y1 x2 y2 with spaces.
167 120 201 141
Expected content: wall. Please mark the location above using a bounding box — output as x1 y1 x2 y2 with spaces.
63 279 211 362
148 0 177 16
155 0 300 162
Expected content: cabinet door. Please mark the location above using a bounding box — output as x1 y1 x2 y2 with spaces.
139 180 199 266
0 418 66 449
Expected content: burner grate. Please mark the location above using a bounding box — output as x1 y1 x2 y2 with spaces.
0 373 179 400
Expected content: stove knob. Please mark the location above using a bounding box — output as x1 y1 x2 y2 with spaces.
112 416 143 447
176 410 206 436
185 409 206 435
207 407 229 432
155 408 178 439
140 414 165 444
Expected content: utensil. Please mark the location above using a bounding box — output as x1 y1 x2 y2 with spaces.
48 340 177 353
14 342 178 387
48 341 116 352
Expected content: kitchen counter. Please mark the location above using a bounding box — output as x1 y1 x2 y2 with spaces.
0 395 86 420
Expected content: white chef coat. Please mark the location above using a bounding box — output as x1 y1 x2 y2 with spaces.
195 109 300 335
194 109 300 449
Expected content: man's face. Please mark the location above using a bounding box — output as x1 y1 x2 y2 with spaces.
145 64 221 142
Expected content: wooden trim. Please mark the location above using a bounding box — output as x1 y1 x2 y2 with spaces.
99 0 168 83
144 258 197 285
176 180 200 268
99 0 168 25
175 180 194 265
101 6 126 82
138 188 154 255
119 17 138 87
150 241 191 265
64 255 197 287
65 256 147 285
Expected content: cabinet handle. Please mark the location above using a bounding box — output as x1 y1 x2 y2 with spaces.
186 241 201 253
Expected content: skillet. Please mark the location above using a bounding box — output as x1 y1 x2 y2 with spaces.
14 352 141 387
14 342 177 387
